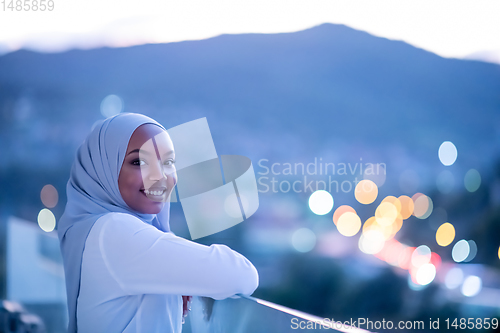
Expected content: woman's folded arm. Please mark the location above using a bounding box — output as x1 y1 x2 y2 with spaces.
97 213 259 299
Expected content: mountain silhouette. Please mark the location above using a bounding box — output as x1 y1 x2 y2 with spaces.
1 23 499 205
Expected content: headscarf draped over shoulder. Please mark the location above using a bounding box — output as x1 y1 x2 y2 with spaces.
57 113 170 332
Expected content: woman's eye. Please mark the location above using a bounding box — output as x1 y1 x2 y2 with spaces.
132 159 146 166
163 159 175 166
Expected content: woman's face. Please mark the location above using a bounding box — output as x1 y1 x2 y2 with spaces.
118 124 177 214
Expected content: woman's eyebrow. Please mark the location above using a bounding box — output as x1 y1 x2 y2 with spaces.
127 149 174 156
127 149 150 156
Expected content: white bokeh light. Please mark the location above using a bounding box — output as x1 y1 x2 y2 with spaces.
358 229 385 255
452 239 470 263
37 208 56 232
416 263 436 285
438 141 458 166
461 275 482 297
308 190 334 215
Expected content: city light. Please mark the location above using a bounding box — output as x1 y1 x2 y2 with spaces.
336 212 361 237
40 184 58 208
332 205 356 226
354 180 378 204
308 190 334 215
436 222 455 247
37 208 56 232
461 276 482 297
452 240 470 263
438 141 458 166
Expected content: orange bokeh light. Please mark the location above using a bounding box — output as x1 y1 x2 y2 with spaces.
332 205 356 226
355 180 378 205
398 195 414 219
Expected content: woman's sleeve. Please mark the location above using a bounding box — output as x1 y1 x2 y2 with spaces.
98 213 259 300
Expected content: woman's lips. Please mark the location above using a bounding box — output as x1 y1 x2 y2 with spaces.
140 188 167 201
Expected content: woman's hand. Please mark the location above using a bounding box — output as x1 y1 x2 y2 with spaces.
182 295 192 320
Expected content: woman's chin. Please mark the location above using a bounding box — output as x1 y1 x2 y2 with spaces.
132 200 164 215
145 202 165 214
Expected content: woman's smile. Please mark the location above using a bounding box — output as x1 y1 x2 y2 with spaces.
141 185 169 201
142 187 167 197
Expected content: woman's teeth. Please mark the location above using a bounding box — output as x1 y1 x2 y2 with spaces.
144 189 165 196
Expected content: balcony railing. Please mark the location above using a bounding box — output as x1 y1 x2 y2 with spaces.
182 294 371 333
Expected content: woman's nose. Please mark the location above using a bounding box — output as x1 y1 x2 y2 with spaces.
148 159 167 181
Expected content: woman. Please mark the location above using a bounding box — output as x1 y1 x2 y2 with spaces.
58 113 259 333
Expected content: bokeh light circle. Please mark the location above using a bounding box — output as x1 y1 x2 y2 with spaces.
464 169 481 192
461 276 482 297
398 195 414 219
438 141 458 166
40 184 58 208
291 228 317 253
337 212 361 237
416 263 436 285
375 202 398 226
382 196 402 213
100 94 123 118
37 208 56 232
412 193 433 219
308 190 334 215
359 229 385 254
354 180 378 204
452 240 470 263
332 205 356 226
436 222 455 247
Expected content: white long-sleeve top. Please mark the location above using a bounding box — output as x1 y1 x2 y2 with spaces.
77 212 259 333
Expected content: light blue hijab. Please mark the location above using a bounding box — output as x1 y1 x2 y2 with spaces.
57 113 171 332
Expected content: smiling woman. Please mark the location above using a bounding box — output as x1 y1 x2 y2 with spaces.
118 124 177 214
57 113 259 333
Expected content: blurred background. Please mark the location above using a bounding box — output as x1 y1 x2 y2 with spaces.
1 1 500 332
